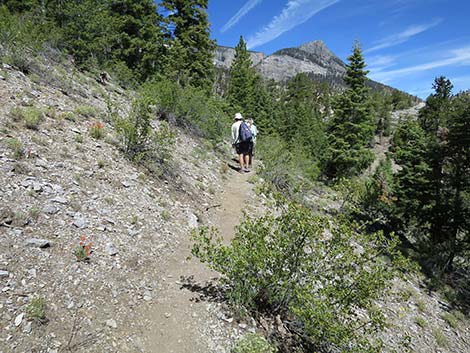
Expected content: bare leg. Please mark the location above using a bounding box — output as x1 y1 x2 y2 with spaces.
244 154 250 170
239 154 245 170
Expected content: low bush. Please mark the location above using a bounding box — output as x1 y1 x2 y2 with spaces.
10 106 44 130
89 121 105 139
0 6 60 73
256 135 320 196
75 105 98 118
192 195 409 352
232 333 276 353
141 79 230 143
5 137 24 159
26 297 46 323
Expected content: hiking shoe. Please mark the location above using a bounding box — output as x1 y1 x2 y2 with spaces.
244 168 251 173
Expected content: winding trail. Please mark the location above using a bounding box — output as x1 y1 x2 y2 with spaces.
142 169 253 352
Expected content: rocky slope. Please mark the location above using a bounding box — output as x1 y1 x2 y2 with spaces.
0 58 468 353
0 59 244 352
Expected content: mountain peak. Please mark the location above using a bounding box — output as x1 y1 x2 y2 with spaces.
297 40 335 57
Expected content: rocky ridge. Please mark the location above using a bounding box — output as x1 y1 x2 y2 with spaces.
214 40 346 82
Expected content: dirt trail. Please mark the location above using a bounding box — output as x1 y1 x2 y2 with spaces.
142 169 253 353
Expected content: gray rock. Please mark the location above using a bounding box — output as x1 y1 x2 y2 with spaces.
23 321 32 333
143 290 153 302
33 182 43 192
0 270 9 278
14 313 24 327
43 205 59 215
106 243 118 256
106 319 117 329
121 180 132 188
128 229 140 237
35 159 49 169
25 238 51 248
187 212 198 228
51 196 68 204
2 63 12 69
73 215 87 229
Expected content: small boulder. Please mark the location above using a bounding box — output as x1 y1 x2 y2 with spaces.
106 243 118 256
106 319 117 329
14 313 24 327
187 212 198 228
25 238 50 248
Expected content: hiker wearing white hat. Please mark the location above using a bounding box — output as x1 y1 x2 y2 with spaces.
231 113 252 173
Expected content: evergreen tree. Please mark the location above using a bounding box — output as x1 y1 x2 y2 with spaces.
251 75 275 134
107 0 164 81
281 73 326 160
160 0 215 90
392 78 470 271
325 42 374 178
446 92 470 268
227 36 257 115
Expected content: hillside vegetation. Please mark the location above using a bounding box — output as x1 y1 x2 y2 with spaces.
0 1 469 353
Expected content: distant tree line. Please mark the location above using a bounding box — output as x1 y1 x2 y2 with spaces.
0 0 215 88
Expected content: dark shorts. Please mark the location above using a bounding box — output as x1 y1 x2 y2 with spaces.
235 141 250 155
248 141 254 157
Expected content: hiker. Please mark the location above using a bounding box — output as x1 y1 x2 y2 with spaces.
99 71 109 85
247 117 258 168
231 113 251 173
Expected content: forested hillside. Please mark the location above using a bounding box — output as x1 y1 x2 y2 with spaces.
0 1 469 353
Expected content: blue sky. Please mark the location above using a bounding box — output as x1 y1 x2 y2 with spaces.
206 0 470 98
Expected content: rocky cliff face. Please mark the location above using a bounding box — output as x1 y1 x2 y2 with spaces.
214 46 265 70
257 40 346 82
214 40 346 83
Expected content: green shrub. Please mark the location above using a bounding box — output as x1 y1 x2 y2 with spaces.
26 297 46 323
192 195 409 352
441 312 459 328
5 137 24 159
232 333 276 353
150 120 175 163
60 112 77 122
414 316 427 328
0 7 60 73
140 79 230 143
89 121 105 139
10 106 44 130
257 135 319 196
75 105 98 118
432 328 448 347
113 95 153 159
416 299 427 313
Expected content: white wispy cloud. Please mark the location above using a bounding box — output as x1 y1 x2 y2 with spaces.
367 55 397 71
246 0 340 49
370 46 470 83
221 0 264 33
365 19 442 53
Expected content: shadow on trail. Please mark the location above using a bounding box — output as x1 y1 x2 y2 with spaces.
227 162 240 172
180 275 227 304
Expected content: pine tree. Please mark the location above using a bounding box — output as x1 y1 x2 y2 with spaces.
108 0 164 81
227 36 257 115
282 73 326 159
325 42 374 178
392 78 470 271
446 92 470 269
161 0 215 90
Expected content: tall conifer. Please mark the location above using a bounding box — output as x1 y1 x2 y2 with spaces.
161 0 215 90
227 36 257 115
325 42 374 178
